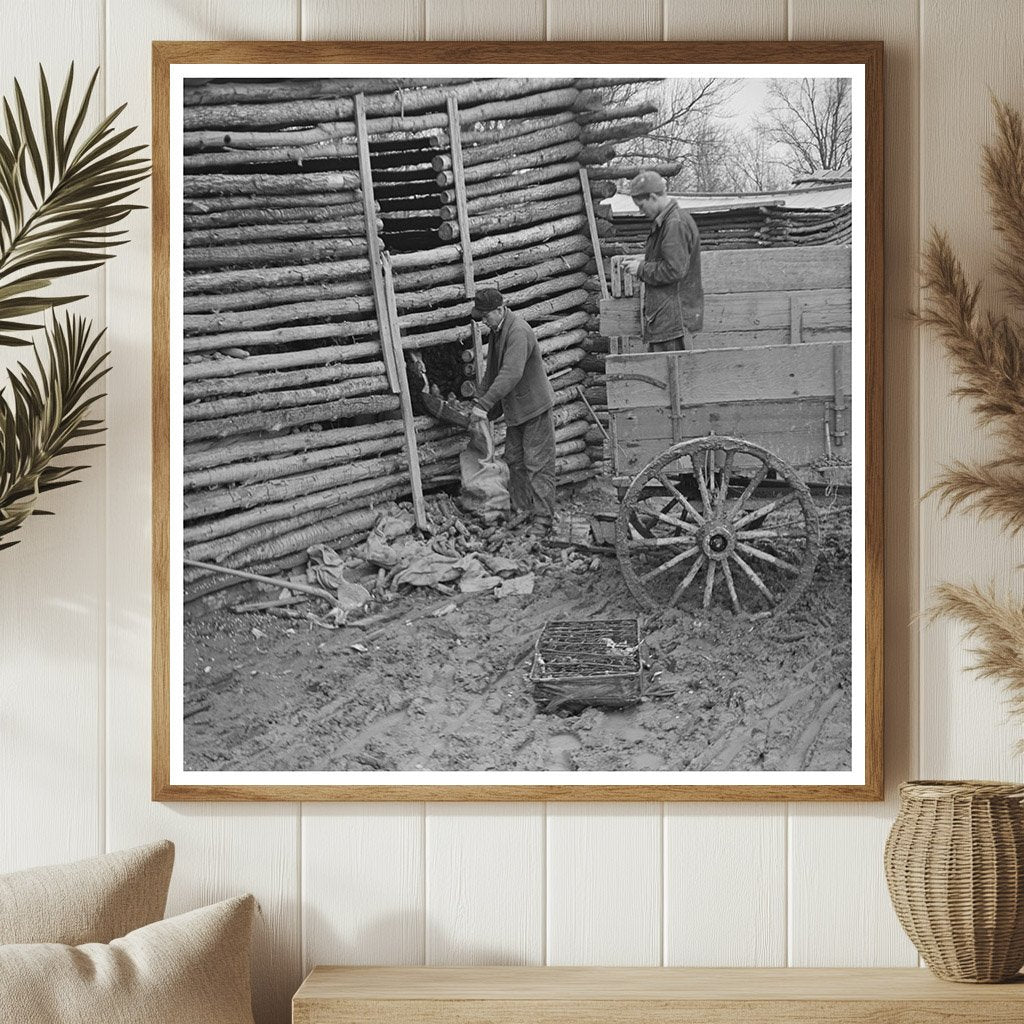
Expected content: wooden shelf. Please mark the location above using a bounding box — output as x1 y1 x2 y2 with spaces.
293 966 1024 1023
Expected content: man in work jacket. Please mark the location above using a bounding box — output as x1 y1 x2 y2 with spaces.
468 288 557 533
621 169 704 352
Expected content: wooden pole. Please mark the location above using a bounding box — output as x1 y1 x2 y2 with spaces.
579 167 610 301
446 95 485 384
381 252 428 530
354 92 399 392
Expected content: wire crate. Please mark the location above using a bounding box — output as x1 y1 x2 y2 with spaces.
529 618 643 713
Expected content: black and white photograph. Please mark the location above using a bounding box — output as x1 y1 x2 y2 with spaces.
159 50 879 798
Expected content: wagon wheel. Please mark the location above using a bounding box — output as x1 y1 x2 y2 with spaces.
616 436 820 618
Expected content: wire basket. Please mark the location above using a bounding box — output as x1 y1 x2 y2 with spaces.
884 780 1024 982
529 618 642 714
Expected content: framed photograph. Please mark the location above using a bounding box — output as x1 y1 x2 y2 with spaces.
153 41 883 801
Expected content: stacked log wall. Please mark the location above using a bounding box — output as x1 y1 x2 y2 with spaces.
181 75 661 592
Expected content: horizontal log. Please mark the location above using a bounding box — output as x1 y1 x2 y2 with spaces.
184 78 574 130
585 161 681 180
183 341 383 382
183 199 371 229
184 292 377 335
578 143 617 165
441 175 581 219
364 86 582 137
577 101 659 124
183 437 465 542
183 170 360 197
439 195 585 241
184 218 376 247
183 139 359 170
438 140 582 187
551 369 587 393
183 393 401 442
538 328 588 356
184 255 372 296
183 235 368 270
433 122 581 171
183 214 588 299
185 124 444 153
395 253 589 312
580 119 655 145
184 276 373 315
184 375 388 422
184 415 436 471
575 78 662 91
403 293 590 350
185 423 458 496
543 347 585 373
184 192 363 213
182 77 470 107
183 359 387 401
439 161 581 204
458 110 576 146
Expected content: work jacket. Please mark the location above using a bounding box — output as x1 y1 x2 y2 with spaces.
640 201 704 341
475 310 554 427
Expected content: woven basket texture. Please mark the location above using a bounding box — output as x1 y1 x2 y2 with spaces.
884 780 1024 983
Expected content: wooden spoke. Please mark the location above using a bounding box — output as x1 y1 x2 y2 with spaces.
732 490 800 530
728 464 768 519
632 534 701 550
702 559 717 609
731 551 775 606
639 546 700 582
721 559 742 614
641 506 699 534
668 554 706 607
713 449 735 514
736 540 800 574
656 471 706 525
736 526 807 541
690 452 714 514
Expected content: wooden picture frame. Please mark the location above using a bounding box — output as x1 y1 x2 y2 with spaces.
153 41 883 801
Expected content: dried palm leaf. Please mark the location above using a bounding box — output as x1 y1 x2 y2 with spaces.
0 64 149 347
932 583 1024 724
0 313 109 549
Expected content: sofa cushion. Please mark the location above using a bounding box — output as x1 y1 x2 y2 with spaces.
0 894 256 1024
0 840 174 945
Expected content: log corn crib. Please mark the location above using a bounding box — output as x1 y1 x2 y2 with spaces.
182 78 664 599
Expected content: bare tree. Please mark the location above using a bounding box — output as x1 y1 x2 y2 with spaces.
759 78 853 176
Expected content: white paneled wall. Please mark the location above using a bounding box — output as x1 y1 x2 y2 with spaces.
3 3 1023 1022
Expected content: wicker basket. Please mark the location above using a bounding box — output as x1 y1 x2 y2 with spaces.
884 780 1024 982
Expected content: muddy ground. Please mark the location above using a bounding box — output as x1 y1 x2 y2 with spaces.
183 483 852 775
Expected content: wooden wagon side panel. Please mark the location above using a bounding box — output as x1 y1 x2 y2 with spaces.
607 341 852 477
599 245 852 352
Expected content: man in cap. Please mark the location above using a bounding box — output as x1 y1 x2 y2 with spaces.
621 169 703 352
468 288 557 534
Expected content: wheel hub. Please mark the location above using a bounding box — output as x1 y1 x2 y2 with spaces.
699 521 735 561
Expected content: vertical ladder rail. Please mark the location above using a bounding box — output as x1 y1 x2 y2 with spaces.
580 166 610 301
381 253 427 530
446 95 484 383
354 92 399 392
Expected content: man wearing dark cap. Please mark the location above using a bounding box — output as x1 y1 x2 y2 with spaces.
468 288 557 534
621 169 703 352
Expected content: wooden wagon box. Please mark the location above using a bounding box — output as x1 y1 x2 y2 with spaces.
606 342 852 483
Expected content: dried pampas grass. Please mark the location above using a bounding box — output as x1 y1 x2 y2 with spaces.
921 98 1024 729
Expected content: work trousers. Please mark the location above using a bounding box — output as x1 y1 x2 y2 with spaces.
647 331 691 353
504 407 556 523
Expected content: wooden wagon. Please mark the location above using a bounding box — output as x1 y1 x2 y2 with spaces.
600 248 853 618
